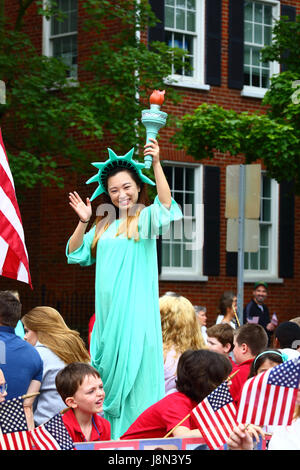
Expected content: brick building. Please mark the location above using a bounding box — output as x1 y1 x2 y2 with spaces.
1 0 299 340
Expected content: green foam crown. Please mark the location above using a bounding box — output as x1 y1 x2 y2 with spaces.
86 148 155 201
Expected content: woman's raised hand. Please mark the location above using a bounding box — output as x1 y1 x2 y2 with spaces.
69 191 92 222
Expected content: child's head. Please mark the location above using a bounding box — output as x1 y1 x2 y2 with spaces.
249 349 286 377
206 323 234 355
233 324 268 364
55 362 105 414
175 349 232 403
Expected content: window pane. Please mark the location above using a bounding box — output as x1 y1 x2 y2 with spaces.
187 11 195 32
250 252 259 270
252 47 260 66
244 66 250 86
260 225 269 247
254 24 262 45
262 199 271 222
172 244 182 267
244 22 252 42
176 8 185 30
252 68 260 87
263 176 271 197
264 5 272 25
165 6 174 28
245 1 253 21
175 166 183 190
244 47 250 66
165 30 173 48
187 0 195 9
264 25 272 46
173 32 184 49
260 248 268 270
185 192 194 215
185 167 194 191
173 191 183 208
182 245 192 267
177 0 185 7
261 68 269 88
162 243 170 267
254 3 263 23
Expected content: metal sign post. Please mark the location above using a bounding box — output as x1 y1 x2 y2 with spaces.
237 164 246 326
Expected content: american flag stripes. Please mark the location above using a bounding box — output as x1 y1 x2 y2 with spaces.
237 356 300 426
0 129 32 287
191 381 238 450
0 397 32 450
30 413 74 450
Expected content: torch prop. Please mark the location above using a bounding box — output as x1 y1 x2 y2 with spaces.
141 90 168 168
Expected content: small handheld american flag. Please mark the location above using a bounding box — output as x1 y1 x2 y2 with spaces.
191 381 238 450
30 413 74 450
237 356 300 426
0 397 32 450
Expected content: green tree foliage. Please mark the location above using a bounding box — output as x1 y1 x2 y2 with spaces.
0 0 184 188
173 14 300 194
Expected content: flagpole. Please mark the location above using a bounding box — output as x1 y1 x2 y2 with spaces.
21 392 40 400
232 305 240 327
163 370 240 438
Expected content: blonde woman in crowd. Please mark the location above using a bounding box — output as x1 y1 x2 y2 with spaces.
22 306 90 426
160 294 206 395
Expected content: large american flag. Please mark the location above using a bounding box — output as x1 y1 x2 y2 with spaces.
0 129 32 287
190 381 238 450
30 413 74 450
0 397 32 450
237 356 300 426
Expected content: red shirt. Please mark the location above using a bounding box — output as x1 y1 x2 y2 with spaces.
230 359 254 405
120 392 198 440
62 409 111 443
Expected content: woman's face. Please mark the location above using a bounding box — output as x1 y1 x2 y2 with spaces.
107 171 141 212
23 325 38 346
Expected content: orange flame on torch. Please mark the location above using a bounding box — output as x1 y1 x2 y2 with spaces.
149 90 165 106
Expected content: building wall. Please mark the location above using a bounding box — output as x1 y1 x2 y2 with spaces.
1 0 299 335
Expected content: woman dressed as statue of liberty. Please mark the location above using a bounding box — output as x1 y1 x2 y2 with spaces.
66 138 182 439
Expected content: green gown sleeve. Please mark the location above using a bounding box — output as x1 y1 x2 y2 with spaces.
65 225 96 266
138 195 183 239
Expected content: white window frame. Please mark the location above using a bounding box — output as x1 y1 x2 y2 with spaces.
42 0 78 80
244 174 280 282
160 162 207 281
164 0 210 91
242 0 280 99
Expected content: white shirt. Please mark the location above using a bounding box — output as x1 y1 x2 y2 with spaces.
268 418 300 450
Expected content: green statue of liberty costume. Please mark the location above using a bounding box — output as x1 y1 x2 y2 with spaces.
66 147 182 439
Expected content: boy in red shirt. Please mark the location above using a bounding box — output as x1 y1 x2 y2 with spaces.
120 349 233 440
230 323 268 406
55 362 110 443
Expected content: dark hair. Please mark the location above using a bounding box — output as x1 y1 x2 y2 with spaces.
176 349 232 403
249 349 284 378
55 362 100 403
206 323 234 351
275 321 300 349
234 323 268 356
0 291 22 328
219 291 235 316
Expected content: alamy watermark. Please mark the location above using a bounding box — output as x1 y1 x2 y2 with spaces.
291 80 300 105
95 202 204 251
